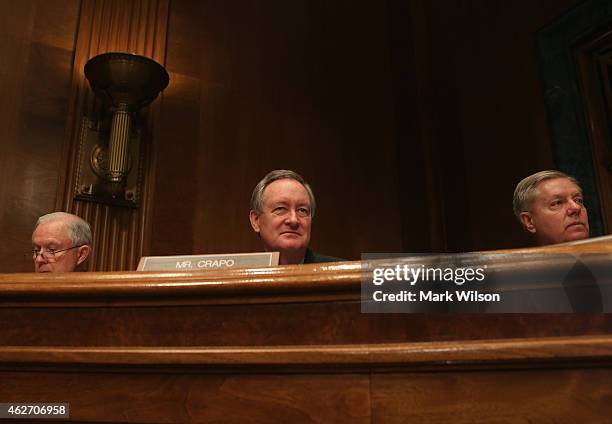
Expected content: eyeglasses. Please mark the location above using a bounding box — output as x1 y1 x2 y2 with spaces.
32 245 84 261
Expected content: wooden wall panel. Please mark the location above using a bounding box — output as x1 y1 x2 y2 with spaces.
149 0 584 260
575 29 612 235
0 0 590 272
1 241 611 420
147 0 203 256
0 370 371 423
152 0 404 261
3 235 612 345
400 0 581 251
1 363 611 423
2 303 612 347
0 0 80 272
371 369 612 423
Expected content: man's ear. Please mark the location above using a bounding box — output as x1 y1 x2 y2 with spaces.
249 210 260 233
519 212 536 234
77 245 91 266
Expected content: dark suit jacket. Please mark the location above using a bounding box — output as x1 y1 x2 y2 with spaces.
303 248 343 264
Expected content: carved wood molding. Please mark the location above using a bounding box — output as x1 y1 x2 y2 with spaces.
0 335 611 370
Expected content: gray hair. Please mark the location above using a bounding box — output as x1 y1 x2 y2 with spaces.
35 212 93 246
250 170 316 218
513 170 581 220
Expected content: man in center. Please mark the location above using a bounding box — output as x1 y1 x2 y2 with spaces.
249 170 339 265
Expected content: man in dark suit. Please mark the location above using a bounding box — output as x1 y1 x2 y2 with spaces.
514 170 599 312
249 170 340 265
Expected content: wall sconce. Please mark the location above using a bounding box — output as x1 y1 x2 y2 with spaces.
74 52 169 207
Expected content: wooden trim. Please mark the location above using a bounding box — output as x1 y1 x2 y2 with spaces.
535 0 612 235
0 335 610 370
574 28 612 234
0 259 362 306
1 235 611 306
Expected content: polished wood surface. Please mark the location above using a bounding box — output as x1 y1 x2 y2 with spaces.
1 335 611 367
1 367 610 423
371 368 612 423
0 0 80 272
1 238 612 421
0 236 611 348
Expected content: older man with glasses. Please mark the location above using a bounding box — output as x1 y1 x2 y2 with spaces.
31 212 92 272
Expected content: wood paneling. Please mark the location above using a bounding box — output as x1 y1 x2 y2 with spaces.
0 370 372 423
1 236 612 347
0 0 171 273
58 0 170 271
575 29 612 235
2 366 609 422
0 0 590 273
1 364 611 422
393 0 582 251
1 239 612 421
2 303 612 347
0 337 611 422
148 0 584 261
0 0 80 273
371 369 612 423
151 0 405 261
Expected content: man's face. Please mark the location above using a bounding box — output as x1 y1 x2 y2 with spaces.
520 178 589 245
249 178 312 256
32 220 85 272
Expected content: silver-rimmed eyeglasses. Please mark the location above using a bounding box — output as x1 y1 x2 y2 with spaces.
32 245 84 261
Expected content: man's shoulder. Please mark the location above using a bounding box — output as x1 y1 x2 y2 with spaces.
303 248 344 264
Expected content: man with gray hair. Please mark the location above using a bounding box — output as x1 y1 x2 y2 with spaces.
513 170 589 246
31 212 92 272
249 169 340 265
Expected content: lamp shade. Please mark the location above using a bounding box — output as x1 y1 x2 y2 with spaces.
84 52 169 110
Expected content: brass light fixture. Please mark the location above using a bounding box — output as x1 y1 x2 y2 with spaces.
74 52 169 207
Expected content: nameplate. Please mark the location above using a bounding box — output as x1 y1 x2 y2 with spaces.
137 252 279 271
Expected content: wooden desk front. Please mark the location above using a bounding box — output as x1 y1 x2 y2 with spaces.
1 238 611 422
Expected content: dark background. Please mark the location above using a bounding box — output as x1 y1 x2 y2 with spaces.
0 0 595 272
